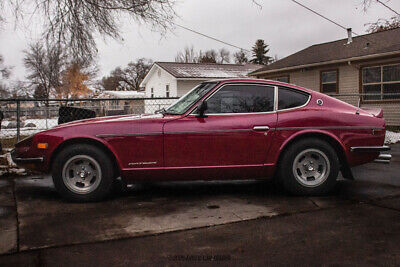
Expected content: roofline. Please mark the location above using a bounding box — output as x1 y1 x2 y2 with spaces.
175 77 250 81
250 50 400 76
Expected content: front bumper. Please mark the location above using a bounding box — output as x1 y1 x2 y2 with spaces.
350 146 391 164
11 149 44 164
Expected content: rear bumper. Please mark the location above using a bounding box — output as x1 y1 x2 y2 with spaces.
350 146 391 164
350 146 390 153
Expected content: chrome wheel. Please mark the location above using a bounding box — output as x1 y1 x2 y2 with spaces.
62 155 102 194
292 148 330 187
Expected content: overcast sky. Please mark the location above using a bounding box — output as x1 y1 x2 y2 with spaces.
0 0 399 83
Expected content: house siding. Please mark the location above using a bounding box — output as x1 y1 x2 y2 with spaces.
144 66 178 98
256 60 400 126
176 80 204 96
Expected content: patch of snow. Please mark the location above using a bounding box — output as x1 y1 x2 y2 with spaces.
385 131 400 145
1 118 58 138
98 91 145 98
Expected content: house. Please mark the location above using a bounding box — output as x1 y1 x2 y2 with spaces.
96 90 146 116
250 28 400 126
140 62 263 98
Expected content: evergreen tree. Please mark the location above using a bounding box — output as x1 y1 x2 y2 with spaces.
250 39 272 65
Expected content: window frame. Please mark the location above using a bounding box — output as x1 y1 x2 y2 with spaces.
166 84 170 97
187 83 311 116
320 69 339 94
277 86 311 112
360 62 400 102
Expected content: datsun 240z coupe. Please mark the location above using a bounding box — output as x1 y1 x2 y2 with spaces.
12 79 391 201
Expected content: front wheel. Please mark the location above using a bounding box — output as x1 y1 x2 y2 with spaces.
52 144 116 202
278 138 339 195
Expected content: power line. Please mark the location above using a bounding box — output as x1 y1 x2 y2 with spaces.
172 22 251 52
290 0 373 43
376 0 400 16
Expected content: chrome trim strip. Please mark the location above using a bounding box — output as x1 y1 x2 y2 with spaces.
165 129 252 135
96 132 162 138
350 146 390 152
13 157 44 163
276 126 385 131
274 86 278 111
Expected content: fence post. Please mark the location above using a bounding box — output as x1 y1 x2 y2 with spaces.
16 99 21 142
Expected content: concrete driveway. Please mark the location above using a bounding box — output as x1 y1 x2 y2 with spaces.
0 144 399 266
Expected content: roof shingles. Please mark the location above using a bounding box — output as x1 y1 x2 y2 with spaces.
252 27 400 75
156 62 262 78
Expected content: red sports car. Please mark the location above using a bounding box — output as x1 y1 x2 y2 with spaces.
12 79 391 201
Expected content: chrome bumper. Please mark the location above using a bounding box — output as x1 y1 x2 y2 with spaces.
374 154 392 164
11 149 44 164
350 146 391 164
350 146 390 153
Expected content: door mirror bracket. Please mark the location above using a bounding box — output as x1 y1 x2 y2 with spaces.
196 101 208 118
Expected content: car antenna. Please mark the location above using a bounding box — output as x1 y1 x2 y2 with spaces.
356 97 360 115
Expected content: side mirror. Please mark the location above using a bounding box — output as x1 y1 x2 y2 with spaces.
196 100 208 118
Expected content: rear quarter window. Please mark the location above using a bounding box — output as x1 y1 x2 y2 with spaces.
278 87 309 110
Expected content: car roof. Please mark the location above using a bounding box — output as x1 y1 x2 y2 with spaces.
204 78 314 94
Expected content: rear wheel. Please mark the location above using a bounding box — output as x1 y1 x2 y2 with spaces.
52 144 116 202
278 138 339 195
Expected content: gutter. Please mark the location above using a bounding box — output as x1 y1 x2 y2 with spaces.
250 50 400 76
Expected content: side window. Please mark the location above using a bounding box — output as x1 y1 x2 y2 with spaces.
206 84 274 114
278 87 309 110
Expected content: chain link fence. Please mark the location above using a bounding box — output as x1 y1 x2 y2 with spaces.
0 93 399 149
0 97 178 148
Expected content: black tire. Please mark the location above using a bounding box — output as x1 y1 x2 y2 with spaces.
52 144 116 202
278 138 339 196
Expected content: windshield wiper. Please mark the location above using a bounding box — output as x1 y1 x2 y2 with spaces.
155 108 166 114
155 108 180 115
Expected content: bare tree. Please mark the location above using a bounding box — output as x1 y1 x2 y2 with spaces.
5 0 176 62
199 49 218 63
218 48 230 63
361 0 400 32
24 42 66 100
175 46 198 63
366 16 400 32
101 58 153 91
233 50 249 64
0 83 9 98
0 55 11 79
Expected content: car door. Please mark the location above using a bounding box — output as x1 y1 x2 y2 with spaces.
163 83 278 180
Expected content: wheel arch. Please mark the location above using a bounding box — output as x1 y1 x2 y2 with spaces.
49 137 121 176
276 130 352 179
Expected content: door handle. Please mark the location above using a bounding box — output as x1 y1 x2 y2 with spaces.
253 126 270 131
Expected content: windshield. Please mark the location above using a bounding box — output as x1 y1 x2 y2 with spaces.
164 82 218 115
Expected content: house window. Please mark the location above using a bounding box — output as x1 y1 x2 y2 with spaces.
321 70 338 93
274 76 290 83
166 85 170 97
362 63 400 100
151 88 154 98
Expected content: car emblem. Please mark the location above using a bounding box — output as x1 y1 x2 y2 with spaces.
316 99 323 106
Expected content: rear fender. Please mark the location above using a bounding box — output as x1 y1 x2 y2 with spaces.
275 129 352 179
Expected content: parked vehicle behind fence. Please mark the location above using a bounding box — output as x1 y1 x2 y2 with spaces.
11 79 391 202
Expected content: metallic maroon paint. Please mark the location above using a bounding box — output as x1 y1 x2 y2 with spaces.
12 79 387 181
